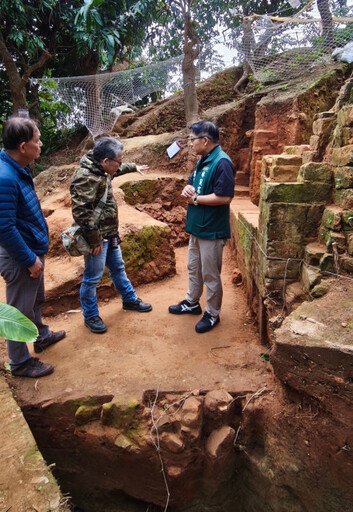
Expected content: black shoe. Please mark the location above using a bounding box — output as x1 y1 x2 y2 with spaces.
84 316 107 334
34 330 66 353
169 299 202 315
11 357 54 378
122 298 152 312
195 312 220 333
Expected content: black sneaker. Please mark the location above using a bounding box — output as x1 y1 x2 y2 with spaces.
34 330 66 353
84 316 107 334
195 312 220 333
122 298 152 312
169 299 202 315
11 357 54 378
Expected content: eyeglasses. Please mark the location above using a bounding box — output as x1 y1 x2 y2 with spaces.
109 158 122 165
187 136 209 142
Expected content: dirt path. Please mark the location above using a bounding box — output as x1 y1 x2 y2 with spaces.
1 245 271 406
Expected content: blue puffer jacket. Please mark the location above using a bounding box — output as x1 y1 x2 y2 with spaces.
0 149 49 268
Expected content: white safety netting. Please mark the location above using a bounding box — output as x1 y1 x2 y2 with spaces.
232 0 353 83
31 56 183 137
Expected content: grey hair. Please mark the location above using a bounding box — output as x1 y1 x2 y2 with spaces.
93 137 124 162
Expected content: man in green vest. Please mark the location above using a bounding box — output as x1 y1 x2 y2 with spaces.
169 121 235 333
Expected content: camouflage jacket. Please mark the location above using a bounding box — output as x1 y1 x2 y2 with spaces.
70 153 137 247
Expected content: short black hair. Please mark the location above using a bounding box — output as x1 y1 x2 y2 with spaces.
93 137 124 162
189 121 219 144
2 117 38 150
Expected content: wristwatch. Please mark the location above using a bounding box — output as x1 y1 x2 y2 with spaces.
193 194 199 206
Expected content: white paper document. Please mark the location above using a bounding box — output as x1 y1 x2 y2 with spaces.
167 141 181 158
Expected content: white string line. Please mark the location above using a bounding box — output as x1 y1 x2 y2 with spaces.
233 386 267 447
149 385 171 512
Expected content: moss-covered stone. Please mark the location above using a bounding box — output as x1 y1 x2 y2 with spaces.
337 105 353 128
75 404 102 426
321 206 342 231
333 166 353 189
334 189 353 209
310 282 330 298
101 397 139 430
347 232 353 255
342 211 353 231
121 225 170 273
312 116 336 136
120 179 159 205
262 182 332 203
297 162 332 184
340 255 353 273
267 241 303 259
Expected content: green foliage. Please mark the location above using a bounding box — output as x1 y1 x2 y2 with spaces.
0 303 38 342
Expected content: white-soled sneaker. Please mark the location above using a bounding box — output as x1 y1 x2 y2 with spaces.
169 299 202 315
195 312 220 333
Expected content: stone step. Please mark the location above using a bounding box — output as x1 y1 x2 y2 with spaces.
283 144 311 156
304 242 327 266
235 170 249 187
234 185 250 197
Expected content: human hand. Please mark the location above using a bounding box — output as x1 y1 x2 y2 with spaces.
136 165 149 175
181 184 196 198
91 244 103 255
28 256 44 278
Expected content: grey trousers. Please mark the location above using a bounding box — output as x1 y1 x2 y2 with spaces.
185 235 226 318
0 247 50 371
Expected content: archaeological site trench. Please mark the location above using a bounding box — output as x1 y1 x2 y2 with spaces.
1 62 353 512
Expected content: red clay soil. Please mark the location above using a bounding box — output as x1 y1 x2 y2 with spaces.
0 244 272 407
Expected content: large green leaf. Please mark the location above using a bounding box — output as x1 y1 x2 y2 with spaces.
0 303 38 342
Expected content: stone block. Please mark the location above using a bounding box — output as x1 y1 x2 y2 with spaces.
334 189 353 210
261 155 273 177
267 241 304 259
342 210 353 231
264 277 296 292
302 151 316 164
297 162 332 184
271 154 303 167
314 111 336 120
310 282 330 298
75 404 102 426
337 105 353 127
340 255 353 273
326 231 347 253
312 116 336 136
332 146 353 167
270 165 300 182
101 398 139 429
309 134 320 152
180 396 203 429
265 259 301 279
320 253 335 273
333 166 353 189
262 182 332 204
340 127 353 146
347 232 353 255
321 206 342 231
283 145 311 155
301 265 321 292
203 390 234 434
205 426 235 458
304 243 326 266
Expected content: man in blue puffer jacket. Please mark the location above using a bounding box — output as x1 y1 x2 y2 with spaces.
0 116 65 378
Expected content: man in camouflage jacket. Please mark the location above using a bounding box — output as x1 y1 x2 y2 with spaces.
70 137 152 334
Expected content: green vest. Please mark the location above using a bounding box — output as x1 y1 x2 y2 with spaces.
185 146 233 240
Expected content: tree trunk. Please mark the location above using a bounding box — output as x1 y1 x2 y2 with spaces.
182 8 200 129
317 0 335 49
0 32 26 113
